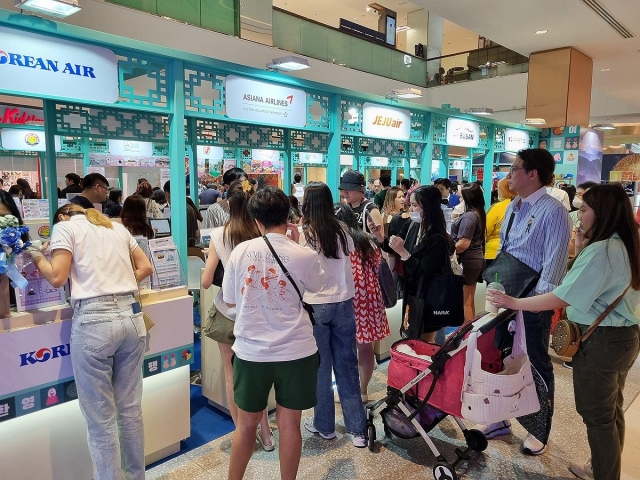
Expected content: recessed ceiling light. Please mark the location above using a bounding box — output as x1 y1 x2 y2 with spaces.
464 107 494 116
592 123 616 130
600 68 611 71
523 118 546 125
389 88 423 99
535 29 548 34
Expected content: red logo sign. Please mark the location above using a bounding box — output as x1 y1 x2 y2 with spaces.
1 107 44 125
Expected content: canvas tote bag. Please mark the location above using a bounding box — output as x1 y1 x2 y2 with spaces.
461 311 540 424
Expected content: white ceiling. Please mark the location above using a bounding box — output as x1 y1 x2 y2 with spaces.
411 0 640 109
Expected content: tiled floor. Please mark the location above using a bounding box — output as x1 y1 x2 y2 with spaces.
622 396 640 479
147 358 640 479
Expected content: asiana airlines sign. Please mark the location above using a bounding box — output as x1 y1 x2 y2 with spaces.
225 75 306 128
0 26 118 104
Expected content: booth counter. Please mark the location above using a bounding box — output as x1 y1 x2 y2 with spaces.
0 287 193 480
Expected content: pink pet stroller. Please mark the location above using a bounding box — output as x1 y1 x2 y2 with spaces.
365 309 518 480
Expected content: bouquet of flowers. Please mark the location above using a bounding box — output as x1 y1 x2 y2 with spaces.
0 215 30 289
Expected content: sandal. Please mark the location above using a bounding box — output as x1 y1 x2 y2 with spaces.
256 425 275 452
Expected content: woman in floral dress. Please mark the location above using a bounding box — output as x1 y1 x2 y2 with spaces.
335 203 390 402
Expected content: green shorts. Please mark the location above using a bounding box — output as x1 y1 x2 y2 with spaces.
233 352 319 413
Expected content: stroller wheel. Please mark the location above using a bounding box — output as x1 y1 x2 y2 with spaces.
433 462 457 480
464 428 488 452
367 424 376 451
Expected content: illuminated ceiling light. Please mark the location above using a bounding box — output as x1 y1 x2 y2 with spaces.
15 0 81 18
523 118 546 125
266 55 311 72
464 107 494 116
600 68 611 71
389 88 423 99
535 29 548 34
592 123 616 130
396 25 411 32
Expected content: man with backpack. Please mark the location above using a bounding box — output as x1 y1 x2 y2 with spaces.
338 170 383 234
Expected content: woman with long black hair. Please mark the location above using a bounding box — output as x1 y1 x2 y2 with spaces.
201 179 274 450
370 185 451 342
488 183 640 479
451 183 486 321
299 182 367 447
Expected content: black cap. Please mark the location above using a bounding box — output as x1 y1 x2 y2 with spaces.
338 170 365 192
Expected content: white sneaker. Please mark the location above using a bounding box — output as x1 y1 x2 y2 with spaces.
569 460 594 480
352 434 366 448
522 433 547 456
477 420 512 439
304 420 336 440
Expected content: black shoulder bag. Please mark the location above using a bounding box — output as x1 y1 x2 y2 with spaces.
482 211 541 298
263 236 315 325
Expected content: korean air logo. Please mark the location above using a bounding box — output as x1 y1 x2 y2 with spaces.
0 49 97 78
19 344 71 366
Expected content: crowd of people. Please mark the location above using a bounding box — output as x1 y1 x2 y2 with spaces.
2 146 638 480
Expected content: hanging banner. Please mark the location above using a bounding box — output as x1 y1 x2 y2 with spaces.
298 152 323 164
0 129 61 152
370 157 389 167
504 128 530 152
362 103 411 141
197 145 224 161
108 140 153 157
340 155 354 166
446 118 480 148
225 75 306 128
0 26 119 104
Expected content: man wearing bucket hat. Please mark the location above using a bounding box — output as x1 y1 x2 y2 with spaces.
339 171 383 234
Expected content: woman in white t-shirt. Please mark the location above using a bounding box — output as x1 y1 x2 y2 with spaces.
299 182 367 448
27 204 153 480
201 179 274 451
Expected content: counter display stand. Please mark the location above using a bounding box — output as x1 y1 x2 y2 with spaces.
0 287 194 480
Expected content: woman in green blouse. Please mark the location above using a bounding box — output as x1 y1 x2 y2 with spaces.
488 183 640 480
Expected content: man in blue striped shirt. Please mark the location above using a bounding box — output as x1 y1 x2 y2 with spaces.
480 148 571 456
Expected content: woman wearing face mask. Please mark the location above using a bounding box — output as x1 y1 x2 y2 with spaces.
369 186 451 342
569 182 598 257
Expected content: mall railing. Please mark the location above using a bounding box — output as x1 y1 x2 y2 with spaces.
272 8 428 87
425 46 529 87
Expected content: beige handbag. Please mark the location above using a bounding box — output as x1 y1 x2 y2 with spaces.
551 285 630 358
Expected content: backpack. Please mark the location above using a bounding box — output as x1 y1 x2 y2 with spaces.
359 200 377 232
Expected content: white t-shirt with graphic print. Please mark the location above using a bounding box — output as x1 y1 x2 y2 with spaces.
223 233 322 362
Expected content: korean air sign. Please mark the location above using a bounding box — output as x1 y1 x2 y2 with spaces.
0 26 118 104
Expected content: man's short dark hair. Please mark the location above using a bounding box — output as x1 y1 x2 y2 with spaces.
222 167 246 186
65 173 81 184
400 178 411 189
82 173 109 190
517 148 555 187
248 186 290 228
294 173 302 183
380 174 391 188
435 178 452 189
577 181 599 190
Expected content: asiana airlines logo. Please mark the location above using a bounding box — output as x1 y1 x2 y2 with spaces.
0 50 98 78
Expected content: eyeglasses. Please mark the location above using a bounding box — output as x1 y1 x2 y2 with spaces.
509 166 526 173
95 184 109 192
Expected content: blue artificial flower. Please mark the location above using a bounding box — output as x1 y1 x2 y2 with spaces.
0 228 19 246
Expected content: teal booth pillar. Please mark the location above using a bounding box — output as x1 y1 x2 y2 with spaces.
43 100 59 221
326 94 341 199
168 60 188 271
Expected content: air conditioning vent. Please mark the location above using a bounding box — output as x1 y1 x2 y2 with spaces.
581 0 635 38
